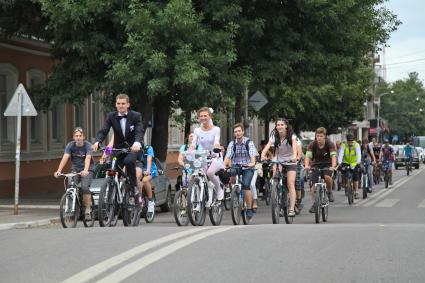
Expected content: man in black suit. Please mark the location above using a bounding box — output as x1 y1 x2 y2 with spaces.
93 93 144 194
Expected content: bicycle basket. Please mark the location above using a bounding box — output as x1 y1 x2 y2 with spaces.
183 150 209 171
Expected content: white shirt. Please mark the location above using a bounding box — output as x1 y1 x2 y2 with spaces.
192 126 221 151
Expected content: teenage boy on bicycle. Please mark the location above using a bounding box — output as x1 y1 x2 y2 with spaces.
304 127 337 213
224 123 257 219
54 127 94 220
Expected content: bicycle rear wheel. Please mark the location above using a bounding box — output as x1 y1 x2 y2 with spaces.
347 179 353 205
230 185 241 225
98 178 117 227
60 192 79 228
209 190 224 226
173 189 189 226
83 194 95 227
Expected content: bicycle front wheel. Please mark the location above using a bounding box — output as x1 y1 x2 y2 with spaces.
98 178 117 227
173 189 189 226
60 191 79 228
264 180 271 206
270 182 280 224
314 185 321 224
230 185 241 225
122 186 140 227
208 190 224 226
187 179 205 226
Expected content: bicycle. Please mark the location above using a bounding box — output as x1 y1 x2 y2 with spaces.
215 168 232 211
58 173 95 228
382 160 391 188
172 166 190 226
373 162 381 185
185 149 223 226
339 164 357 205
360 160 369 199
261 162 272 205
98 146 141 227
308 167 332 223
138 179 156 224
265 160 298 224
405 157 412 176
227 166 255 225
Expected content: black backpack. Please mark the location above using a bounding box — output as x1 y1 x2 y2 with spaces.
229 139 251 158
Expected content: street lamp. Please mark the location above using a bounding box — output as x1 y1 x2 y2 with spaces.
376 90 394 143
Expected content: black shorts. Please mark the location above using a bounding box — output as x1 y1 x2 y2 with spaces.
310 166 332 184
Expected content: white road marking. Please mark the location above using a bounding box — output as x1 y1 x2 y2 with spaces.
97 226 234 283
418 199 425 208
375 198 400 207
61 228 210 283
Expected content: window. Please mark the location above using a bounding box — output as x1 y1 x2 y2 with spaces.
51 103 66 149
89 93 105 142
74 102 86 131
26 69 47 152
0 63 18 152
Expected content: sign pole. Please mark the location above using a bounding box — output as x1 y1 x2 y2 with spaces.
14 91 22 215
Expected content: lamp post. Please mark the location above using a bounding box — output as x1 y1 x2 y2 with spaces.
376 90 394 143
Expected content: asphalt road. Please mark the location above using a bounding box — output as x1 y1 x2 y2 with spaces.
1 167 425 283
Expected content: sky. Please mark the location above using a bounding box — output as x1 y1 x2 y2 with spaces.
382 0 425 82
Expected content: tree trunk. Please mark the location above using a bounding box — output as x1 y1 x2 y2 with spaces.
151 95 171 163
134 92 153 131
264 118 270 139
184 110 191 142
234 94 242 123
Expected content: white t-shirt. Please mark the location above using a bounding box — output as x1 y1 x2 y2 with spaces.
270 133 297 161
192 126 221 151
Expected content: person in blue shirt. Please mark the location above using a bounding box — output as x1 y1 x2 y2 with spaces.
136 145 157 217
403 140 414 163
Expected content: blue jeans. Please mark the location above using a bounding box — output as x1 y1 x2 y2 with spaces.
364 162 372 189
230 166 255 191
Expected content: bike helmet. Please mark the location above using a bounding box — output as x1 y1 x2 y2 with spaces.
346 134 354 141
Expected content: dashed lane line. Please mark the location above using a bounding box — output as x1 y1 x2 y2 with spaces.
96 226 235 283
375 198 400 207
61 227 211 283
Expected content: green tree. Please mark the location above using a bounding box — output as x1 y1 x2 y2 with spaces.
380 72 425 140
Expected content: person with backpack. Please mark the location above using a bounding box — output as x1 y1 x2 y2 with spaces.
54 127 94 220
260 118 298 217
135 144 157 218
361 139 376 193
304 127 337 213
224 123 257 219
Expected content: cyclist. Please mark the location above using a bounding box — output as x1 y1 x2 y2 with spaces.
224 123 257 219
190 107 223 206
337 134 362 199
92 93 144 196
379 139 395 187
136 144 157 218
261 118 298 217
304 127 337 213
361 139 376 193
54 127 94 220
402 140 414 171
176 132 201 191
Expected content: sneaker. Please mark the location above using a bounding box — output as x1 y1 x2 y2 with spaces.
288 209 296 217
309 206 315 213
147 200 155 213
327 191 334 202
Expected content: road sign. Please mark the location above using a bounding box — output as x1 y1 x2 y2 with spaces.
3 84 38 215
249 90 268 111
4 83 37 116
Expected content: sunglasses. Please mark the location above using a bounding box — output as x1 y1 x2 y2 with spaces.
74 127 84 134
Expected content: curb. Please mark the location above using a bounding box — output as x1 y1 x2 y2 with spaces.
0 205 59 210
0 217 60 231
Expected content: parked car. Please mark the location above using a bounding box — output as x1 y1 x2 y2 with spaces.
416 147 425 163
394 145 420 170
90 157 173 212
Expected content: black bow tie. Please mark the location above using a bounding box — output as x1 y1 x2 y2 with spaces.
118 114 127 120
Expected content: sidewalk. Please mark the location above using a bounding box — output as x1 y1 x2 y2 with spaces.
0 192 61 230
